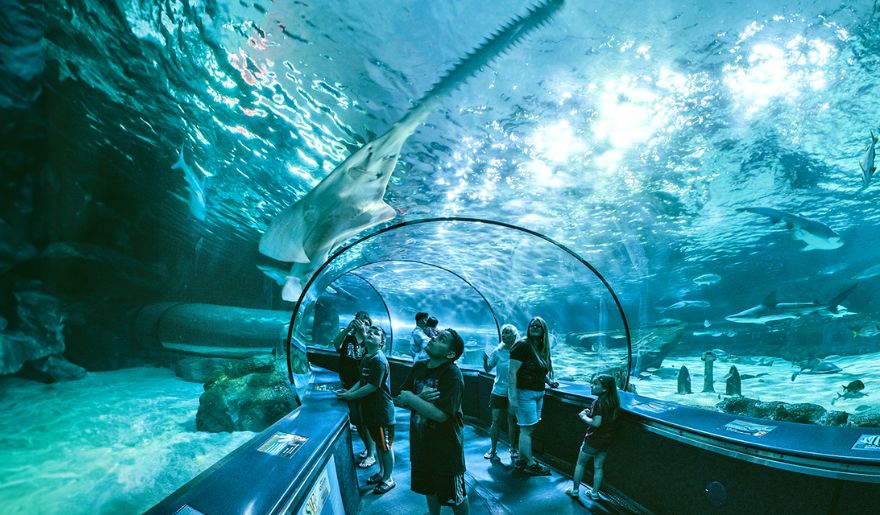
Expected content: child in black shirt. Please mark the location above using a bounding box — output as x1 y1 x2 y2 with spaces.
567 374 620 501
332 311 375 468
397 329 469 515
337 325 396 494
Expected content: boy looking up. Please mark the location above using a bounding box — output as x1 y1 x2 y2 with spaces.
336 325 396 494
397 329 468 515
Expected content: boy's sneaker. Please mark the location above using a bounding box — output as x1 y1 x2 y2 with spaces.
524 463 551 476
513 458 528 470
366 473 383 485
589 490 600 501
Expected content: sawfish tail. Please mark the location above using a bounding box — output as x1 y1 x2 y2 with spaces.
399 0 565 127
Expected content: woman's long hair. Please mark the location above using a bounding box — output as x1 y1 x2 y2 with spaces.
594 373 620 421
525 316 552 376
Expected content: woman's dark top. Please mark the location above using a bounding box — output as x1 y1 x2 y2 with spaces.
510 340 548 392
584 398 617 450
338 333 364 388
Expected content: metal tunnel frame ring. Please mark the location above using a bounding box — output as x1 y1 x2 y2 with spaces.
285 216 634 389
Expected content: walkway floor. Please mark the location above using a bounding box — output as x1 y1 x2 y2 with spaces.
356 408 649 514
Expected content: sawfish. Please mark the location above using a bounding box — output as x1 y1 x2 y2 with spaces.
259 0 565 300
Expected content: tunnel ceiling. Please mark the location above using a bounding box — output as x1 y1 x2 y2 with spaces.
18 0 880 327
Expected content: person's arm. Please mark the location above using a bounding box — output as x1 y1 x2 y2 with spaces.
578 409 603 429
483 349 499 373
545 374 559 388
336 380 362 398
332 329 347 352
341 383 378 400
508 359 522 408
397 391 448 422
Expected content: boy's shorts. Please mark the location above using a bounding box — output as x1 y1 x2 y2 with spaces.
367 425 395 452
515 389 545 426
489 393 509 409
411 470 467 506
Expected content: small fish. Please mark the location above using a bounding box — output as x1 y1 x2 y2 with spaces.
852 324 880 339
171 146 208 221
736 207 843 251
854 264 880 280
654 318 682 326
692 329 724 337
660 300 711 311
859 130 877 188
693 273 721 286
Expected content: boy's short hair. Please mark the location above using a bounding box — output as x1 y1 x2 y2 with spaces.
446 328 464 361
426 316 439 328
415 312 429 323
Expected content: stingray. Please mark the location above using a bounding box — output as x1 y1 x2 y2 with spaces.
259 0 565 301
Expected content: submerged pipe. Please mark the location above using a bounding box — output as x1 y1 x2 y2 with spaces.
132 302 290 358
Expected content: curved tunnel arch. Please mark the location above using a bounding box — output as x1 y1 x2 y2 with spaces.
328 259 503 354
286 216 633 390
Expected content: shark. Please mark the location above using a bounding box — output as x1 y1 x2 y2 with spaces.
860 130 877 188
725 283 858 324
258 0 565 301
736 207 843 251
171 146 209 221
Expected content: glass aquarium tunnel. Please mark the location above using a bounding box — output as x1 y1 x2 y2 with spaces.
284 217 633 388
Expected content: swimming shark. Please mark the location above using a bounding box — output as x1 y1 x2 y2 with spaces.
259 0 565 301
860 130 877 188
171 146 208 221
736 207 843 251
725 283 858 324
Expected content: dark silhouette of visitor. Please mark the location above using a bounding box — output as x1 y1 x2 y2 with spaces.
397 328 469 515
568 374 620 501
332 310 375 468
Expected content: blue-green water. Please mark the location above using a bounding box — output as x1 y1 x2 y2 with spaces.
3 0 880 511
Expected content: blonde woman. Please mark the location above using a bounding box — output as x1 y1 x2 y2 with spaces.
482 324 520 461
508 316 558 476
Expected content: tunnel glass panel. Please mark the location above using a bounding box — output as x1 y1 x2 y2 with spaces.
288 218 632 388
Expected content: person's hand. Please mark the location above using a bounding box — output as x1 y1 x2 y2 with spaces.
549 380 560 389
335 389 348 399
418 387 440 402
579 408 590 417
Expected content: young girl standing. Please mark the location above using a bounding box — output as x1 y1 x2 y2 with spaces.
568 374 619 501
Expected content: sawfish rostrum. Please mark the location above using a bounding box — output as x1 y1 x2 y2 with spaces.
736 207 843 251
259 0 565 301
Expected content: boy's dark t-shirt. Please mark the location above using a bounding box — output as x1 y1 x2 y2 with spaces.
359 351 394 426
400 360 465 475
584 398 617 450
510 340 548 391
338 333 364 388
